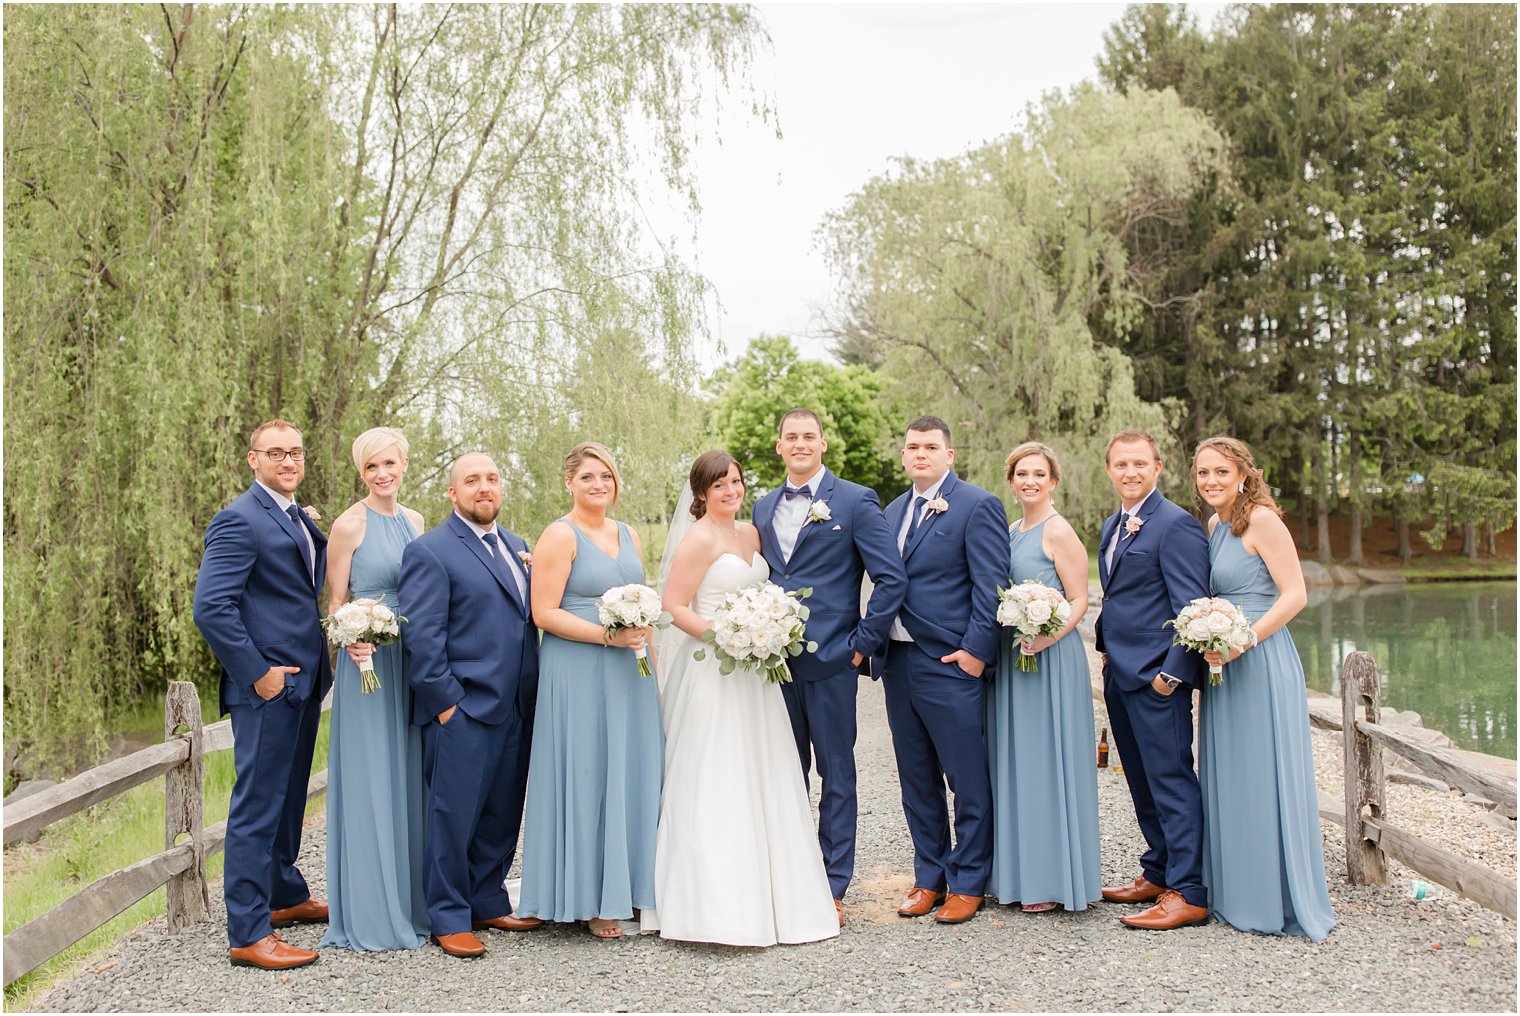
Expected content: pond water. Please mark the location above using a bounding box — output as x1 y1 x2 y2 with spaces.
1292 581 1516 759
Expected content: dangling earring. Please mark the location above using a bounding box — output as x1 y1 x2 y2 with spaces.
1237 483 1245 494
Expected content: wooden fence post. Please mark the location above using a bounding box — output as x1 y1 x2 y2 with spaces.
163 682 209 930
1341 651 1388 884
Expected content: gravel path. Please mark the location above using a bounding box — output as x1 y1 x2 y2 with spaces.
34 654 1517 1013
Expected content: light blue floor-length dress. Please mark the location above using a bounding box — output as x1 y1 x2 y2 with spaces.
321 505 430 951
1199 524 1336 941
985 517 1102 910
517 520 664 922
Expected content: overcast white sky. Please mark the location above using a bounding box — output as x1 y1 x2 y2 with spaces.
657 2 1146 369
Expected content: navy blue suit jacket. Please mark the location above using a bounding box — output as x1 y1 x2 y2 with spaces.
1094 488 1211 691
753 468 907 681
882 472 1008 670
194 483 334 717
398 513 539 726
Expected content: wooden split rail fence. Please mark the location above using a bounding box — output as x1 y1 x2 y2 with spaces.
2 683 330 987
4 653 1516 987
1308 651 1516 920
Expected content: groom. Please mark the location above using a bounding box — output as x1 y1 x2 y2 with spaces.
193 419 332 970
399 452 542 958
753 408 907 924
1095 430 1211 930
878 415 1007 925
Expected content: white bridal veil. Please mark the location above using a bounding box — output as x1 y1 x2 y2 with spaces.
651 484 696 693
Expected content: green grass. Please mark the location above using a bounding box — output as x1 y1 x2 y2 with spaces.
2 698 331 1010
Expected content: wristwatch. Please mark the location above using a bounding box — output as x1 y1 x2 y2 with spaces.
1158 673 1183 691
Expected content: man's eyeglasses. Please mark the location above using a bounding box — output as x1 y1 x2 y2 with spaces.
252 448 305 463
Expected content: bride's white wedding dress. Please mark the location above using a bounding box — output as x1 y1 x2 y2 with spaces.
653 551 841 946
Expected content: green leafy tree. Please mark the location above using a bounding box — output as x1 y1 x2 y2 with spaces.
820 85 1228 533
710 336 901 500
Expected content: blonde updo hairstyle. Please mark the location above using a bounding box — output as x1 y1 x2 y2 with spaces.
1004 441 1063 488
563 441 622 509
1193 436 1281 536
351 426 410 475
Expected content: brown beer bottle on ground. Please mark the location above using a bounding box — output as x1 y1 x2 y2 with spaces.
1096 727 1109 768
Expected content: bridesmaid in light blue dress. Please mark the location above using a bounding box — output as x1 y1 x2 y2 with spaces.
1194 436 1335 942
517 442 664 939
986 442 1102 913
321 427 430 951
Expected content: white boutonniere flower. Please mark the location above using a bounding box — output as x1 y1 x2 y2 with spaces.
806 499 832 525
301 505 322 522
926 497 949 515
1123 515 1145 540
517 550 533 567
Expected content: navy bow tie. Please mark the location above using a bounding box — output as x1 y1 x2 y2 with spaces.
782 485 812 501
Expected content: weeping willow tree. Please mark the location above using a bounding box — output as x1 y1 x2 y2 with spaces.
820 85 1229 532
4 3 765 765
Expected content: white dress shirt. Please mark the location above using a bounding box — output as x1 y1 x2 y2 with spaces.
889 470 949 642
258 480 316 583
455 511 527 603
773 465 826 563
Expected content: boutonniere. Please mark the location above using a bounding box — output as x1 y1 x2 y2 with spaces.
301 505 322 522
1123 515 1145 540
806 500 832 525
926 497 949 516
517 549 533 568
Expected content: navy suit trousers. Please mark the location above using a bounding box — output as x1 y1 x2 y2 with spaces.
1103 675 1206 907
420 707 532 934
224 690 322 947
779 668 858 898
881 642 993 895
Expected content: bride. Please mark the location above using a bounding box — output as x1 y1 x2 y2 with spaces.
651 450 840 947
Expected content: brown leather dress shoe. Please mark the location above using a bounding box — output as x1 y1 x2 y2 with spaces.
434 931 487 957
934 893 985 924
269 898 329 927
474 914 545 932
1101 875 1167 904
228 933 318 970
1119 889 1209 930
834 899 845 927
897 887 948 917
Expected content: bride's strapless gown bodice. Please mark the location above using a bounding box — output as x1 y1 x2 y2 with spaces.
653 549 839 947
693 551 770 612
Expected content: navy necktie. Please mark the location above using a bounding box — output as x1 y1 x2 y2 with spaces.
903 495 928 549
286 505 313 577
782 484 811 501
481 531 522 605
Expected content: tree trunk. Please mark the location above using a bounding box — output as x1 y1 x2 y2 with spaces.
1463 521 1479 560
1313 447 1333 563
1347 499 1364 565
1346 430 1364 564
1485 519 1497 557
1395 506 1413 561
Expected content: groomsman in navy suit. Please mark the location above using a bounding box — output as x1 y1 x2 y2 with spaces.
878 415 1007 925
194 419 332 970
398 452 542 958
752 408 907 925
1094 430 1212 930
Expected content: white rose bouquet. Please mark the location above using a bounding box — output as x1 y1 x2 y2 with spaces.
694 582 818 685
322 598 405 694
996 580 1073 672
1166 596 1255 685
597 583 673 677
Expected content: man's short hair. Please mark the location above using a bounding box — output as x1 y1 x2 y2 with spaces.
249 418 300 449
1104 429 1162 464
778 408 824 438
904 415 952 446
